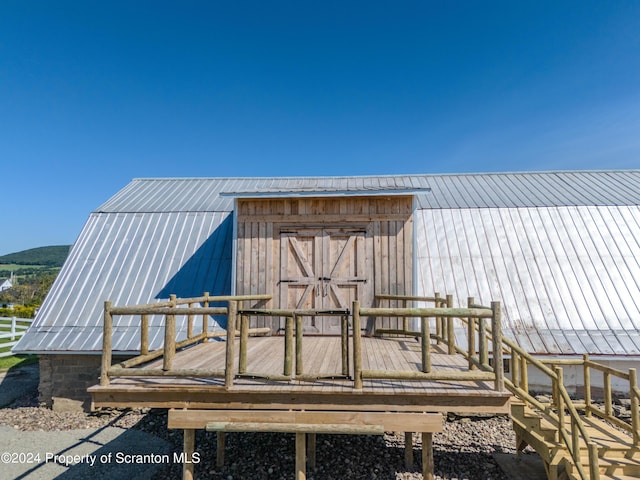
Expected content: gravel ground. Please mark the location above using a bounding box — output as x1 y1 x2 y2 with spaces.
0 390 525 480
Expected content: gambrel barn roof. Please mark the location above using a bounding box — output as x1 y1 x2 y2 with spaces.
14 170 640 356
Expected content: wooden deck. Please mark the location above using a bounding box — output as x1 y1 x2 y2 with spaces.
89 336 510 413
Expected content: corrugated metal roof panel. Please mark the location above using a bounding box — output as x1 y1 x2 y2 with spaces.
14 211 232 353
416 205 640 355
97 171 640 213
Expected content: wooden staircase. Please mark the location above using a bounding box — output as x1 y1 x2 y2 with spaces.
512 400 640 480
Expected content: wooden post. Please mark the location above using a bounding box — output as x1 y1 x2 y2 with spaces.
467 297 476 370
307 433 316 469
491 301 504 391
422 432 434 480
238 314 249 374
183 429 195 480
225 300 237 388
353 300 363 390
405 432 414 468
434 292 442 345
341 314 349 376
511 348 520 388
140 314 149 355
284 316 294 376
295 314 303 376
555 367 565 433
520 356 529 394
520 357 529 393
296 432 306 480
202 292 209 343
571 419 579 465
402 299 409 333
604 371 612 418
446 294 455 354
479 317 488 367
163 295 177 371
588 442 600 480
187 303 194 339
630 368 640 446
216 431 225 467
100 301 113 386
421 316 430 373
583 354 591 418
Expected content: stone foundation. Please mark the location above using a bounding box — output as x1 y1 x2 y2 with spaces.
38 354 117 412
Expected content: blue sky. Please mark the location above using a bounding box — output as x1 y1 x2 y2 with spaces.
2 1 640 255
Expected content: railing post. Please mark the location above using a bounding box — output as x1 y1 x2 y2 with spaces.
140 314 149 355
446 294 455 354
604 371 612 419
295 314 303 376
479 317 488 368
284 316 294 376
163 294 177 371
10 316 16 341
520 356 529 394
402 299 409 333
630 368 640 446
467 297 476 370
238 314 248 374
491 301 504 391
421 315 430 373
588 442 601 480
583 354 591 418
100 301 113 386
511 347 520 388
202 292 209 343
341 314 349 376
187 302 194 339
555 366 565 433
353 301 363 390
434 292 442 345
225 300 237 388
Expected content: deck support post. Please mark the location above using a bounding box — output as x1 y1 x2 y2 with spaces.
491 301 504 391
307 433 316 469
216 431 225 467
353 301 363 389
422 432 434 480
405 432 414 467
446 295 455 354
296 432 306 480
100 301 113 386
284 316 294 376
225 301 237 388
183 429 195 480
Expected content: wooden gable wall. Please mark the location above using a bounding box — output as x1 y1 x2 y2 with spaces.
235 196 414 333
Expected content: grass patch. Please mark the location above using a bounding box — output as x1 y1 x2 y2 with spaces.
0 354 38 372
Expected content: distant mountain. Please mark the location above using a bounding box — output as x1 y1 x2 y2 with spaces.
0 246 71 267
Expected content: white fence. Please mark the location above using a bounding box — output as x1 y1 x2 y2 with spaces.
0 316 33 358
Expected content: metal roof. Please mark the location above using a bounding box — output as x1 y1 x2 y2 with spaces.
14 170 640 355
97 171 640 213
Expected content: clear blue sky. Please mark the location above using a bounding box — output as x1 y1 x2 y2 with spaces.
2 1 640 256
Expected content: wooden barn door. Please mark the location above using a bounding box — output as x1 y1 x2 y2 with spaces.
279 227 369 334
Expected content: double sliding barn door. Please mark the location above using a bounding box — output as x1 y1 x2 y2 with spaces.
279 227 369 334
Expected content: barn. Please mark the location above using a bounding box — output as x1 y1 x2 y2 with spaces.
13 170 640 411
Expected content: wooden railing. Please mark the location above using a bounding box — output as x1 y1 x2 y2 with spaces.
540 355 640 447
100 293 272 388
